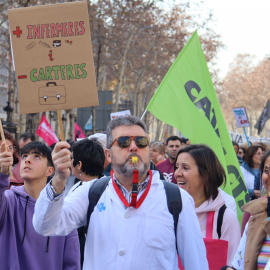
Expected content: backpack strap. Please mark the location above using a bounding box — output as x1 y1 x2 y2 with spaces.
85 176 111 233
85 175 183 241
162 181 182 253
217 204 227 239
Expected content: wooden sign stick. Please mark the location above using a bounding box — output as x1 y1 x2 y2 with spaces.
0 119 13 178
57 110 65 142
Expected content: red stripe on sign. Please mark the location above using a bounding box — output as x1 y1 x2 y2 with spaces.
18 75 27 79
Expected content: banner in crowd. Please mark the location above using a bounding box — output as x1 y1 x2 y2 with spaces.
255 100 270 135
36 114 59 146
229 131 270 144
74 122 86 141
8 1 99 114
147 31 249 221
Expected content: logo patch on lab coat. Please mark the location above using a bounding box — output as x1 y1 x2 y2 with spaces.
97 202 106 212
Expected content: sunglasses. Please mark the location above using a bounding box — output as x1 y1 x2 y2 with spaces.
109 136 149 149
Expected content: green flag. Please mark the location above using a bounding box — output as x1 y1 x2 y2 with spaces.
147 31 249 221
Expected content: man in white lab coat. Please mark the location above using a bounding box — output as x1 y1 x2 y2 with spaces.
33 115 208 270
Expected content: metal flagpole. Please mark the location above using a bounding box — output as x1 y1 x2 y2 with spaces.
141 109 147 120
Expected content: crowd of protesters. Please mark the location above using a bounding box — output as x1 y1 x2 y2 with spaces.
2 118 270 269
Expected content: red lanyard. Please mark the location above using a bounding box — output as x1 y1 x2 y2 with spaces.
111 169 152 209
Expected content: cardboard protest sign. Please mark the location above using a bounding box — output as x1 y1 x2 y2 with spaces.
8 1 98 114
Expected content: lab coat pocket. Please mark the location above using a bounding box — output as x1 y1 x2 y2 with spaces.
143 217 174 250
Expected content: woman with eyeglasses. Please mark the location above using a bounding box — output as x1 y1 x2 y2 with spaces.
174 144 240 269
226 150 270 270
240 145 263 200
0 129 23 187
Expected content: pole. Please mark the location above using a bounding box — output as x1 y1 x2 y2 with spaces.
57 110 65 142
141 109 147 120
243 127 250 146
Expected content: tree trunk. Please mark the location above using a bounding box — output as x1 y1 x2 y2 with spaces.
70 108 76 141
155 119 164 141
91 107 96 134
65 110 70 140
20 114 26 134
35 113 42 138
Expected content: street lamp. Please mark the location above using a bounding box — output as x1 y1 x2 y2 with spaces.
3 101 13 123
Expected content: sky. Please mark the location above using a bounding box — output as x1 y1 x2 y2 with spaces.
199 0 270 78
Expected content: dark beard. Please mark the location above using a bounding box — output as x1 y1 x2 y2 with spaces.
112 153 150 179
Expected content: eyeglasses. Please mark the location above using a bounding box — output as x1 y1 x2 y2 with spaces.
109 136 149 149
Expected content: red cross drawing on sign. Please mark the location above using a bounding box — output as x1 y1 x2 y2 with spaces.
13 26 22 37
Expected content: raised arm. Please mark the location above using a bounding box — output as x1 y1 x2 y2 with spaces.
51 141 71 193
33 141 90 236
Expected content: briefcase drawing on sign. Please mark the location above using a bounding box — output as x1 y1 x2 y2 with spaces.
39 82 66 105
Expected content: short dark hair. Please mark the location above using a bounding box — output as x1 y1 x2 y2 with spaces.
21 141 54 167
0 129 19 165
174 144 226 200
245 145 263 168
19 132 35 142
180 137 189 144
166 136 181 145
106 115 147 148
72 138 105 178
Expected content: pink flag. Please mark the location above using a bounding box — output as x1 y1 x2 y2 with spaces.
74 122 86 140
36 114 59 146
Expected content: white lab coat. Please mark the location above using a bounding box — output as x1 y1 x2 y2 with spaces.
33 170 208 270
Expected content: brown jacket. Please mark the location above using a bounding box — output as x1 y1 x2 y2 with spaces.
242 197 270 270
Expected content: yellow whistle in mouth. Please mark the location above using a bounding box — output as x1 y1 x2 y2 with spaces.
132 156 138 164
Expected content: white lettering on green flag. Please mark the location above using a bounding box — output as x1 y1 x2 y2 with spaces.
147 31 249 221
